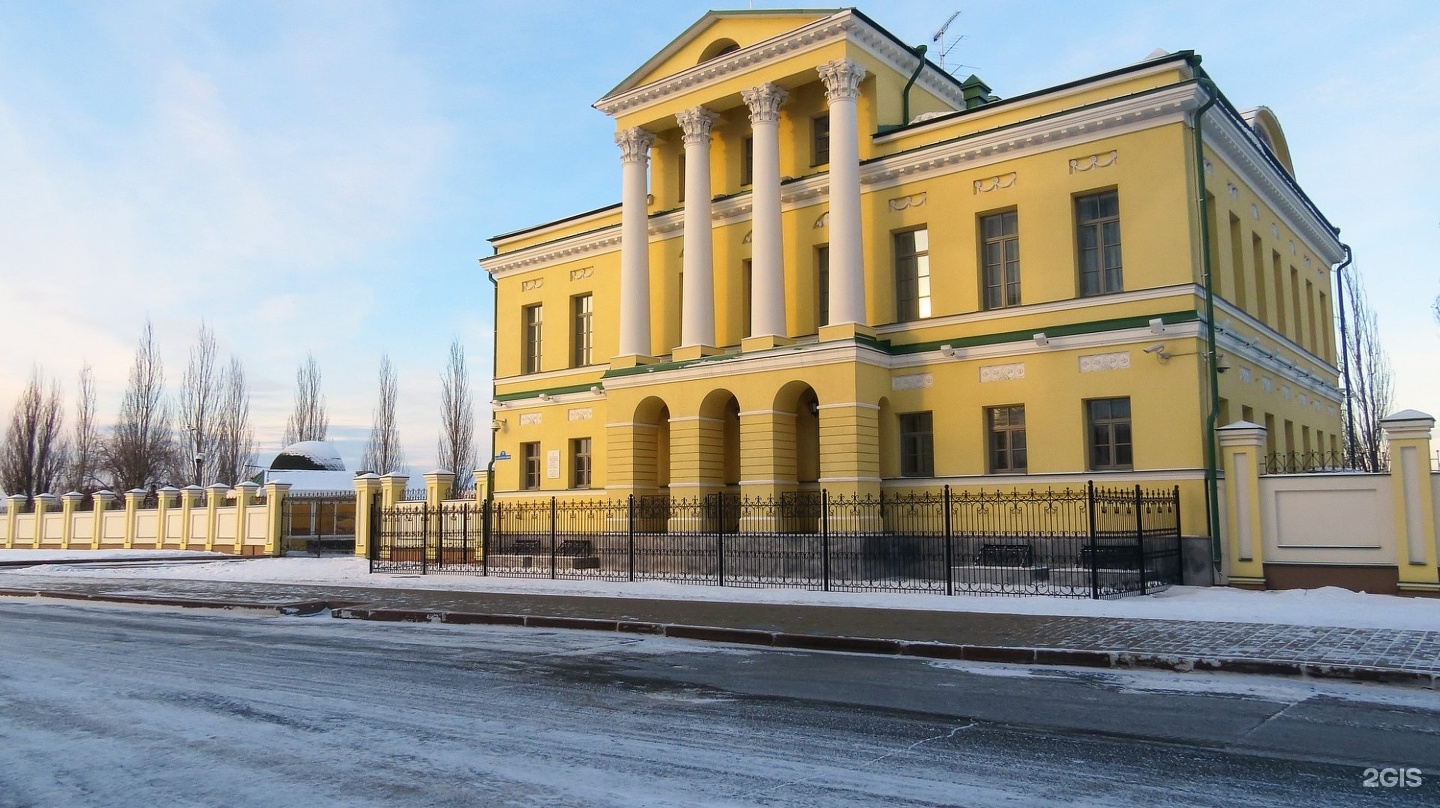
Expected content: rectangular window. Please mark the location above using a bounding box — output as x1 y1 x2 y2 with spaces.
816 245 830 329
741 136 753 187
571 294 593 368
677 153 686 203
1086 397 1132 471
1252 234 1268 324
1290 267 1303 344
1076 191 1122 296
1264 413 1277 457
521 442 541 490
1272 251 1286 334
899 412 935 477
1229 213 1247 312
812 114 830 166
980 211 1020 309
1305 279 1317 352
570 438 592 489
741 259 752 339
522 304 543 374
1241 405 1254 424
987 405 1027 473
894 228 931 322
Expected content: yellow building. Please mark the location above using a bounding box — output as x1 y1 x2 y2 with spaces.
480 9 1344 557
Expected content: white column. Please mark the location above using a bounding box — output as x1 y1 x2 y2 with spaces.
742 83 788 340
818 58 867 327
615 127 656 358
677 106 720 350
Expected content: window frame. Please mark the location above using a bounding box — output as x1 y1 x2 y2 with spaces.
893 227 931 323
522 303 543 374
811 114 830 166
570 437 592 489
741 136 754 187
521 442 541 490
815 244 830 330
1085 397 1133 471
979 209 1020 310
986 405 1027 473
570 293 593 368
1075 190 1123 297
898 411 935 478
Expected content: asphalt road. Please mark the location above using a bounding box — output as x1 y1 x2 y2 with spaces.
1 599 1436 807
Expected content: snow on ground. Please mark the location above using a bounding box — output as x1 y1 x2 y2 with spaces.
3 549 1439 632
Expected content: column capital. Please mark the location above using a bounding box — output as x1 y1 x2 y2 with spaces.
614 127 655 164
818 59 867 103
676 106 720 146
742 84 788 124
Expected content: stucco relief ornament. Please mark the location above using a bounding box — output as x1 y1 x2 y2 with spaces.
676 106 720 145
567 408 593 422
1068 150 1118 173
979 363 1025 383
569 267 594 281
519 413 542 426
521 279 543 291
614 127 655 164
1078 352 1130 372
814 212 829 229
891 373 933 391
818 58 867 102
741 83 788 124
888 193 927 211
973 173 1017 194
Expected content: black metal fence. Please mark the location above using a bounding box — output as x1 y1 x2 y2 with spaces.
370 483 1182 599
1261 449 1390 475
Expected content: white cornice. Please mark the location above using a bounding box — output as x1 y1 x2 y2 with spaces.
593 10 966 119
600 342 890 392
875 284 1194 337
1201 106 1344 264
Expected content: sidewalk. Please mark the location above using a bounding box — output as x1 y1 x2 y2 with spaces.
3 569 1437 687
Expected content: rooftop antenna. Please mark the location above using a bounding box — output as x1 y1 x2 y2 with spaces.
932 11 964 74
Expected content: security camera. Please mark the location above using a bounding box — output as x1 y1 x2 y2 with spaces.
1142 343 1166 354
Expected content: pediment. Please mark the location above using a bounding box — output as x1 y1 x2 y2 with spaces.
600 10 839 102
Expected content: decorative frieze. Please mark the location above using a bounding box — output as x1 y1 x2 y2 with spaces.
979 363 1025 382
892 373 934 391
1262 377 1273 392
1299 393 1308 406
1281 384 1292 400
568 267 593 281
814 212 829 229
888 192 927 211
1239 367 1253 383
1079 352 1130 372
567 407 593 422
1226 181 1239 198
973 172 1017 194
1250 203 1259 219
519 413 542 426
1070 150 1117 173
521 279 543 291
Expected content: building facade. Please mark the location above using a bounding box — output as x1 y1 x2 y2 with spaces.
480 9 1344 545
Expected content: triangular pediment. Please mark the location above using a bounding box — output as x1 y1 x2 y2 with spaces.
601 9 841 102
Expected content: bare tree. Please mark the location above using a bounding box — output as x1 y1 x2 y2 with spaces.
1 367 67 502
437 339 476 488
64 363 100 493
1341 268 1394 471
360 354 404 475
282 353 328 445
104 321 176 491
213 356 255 485
178 323 220 486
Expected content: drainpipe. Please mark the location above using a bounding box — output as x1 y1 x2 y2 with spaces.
485 270 500 506
900 45 928 128
1334 243 1356 465
1191 73 1222 569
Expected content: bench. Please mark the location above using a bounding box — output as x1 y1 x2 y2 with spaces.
511 537 542 554
1080 545 1142 569
556 539 594 557
978 543 1034 567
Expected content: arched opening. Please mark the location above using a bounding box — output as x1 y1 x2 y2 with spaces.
633 396 671 491
698 38 740 64
773 382 821 488
698 389 741 533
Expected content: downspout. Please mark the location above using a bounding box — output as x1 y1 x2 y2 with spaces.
1334 243 1356 465
1191 74 1222 569
485 269 500 506
900 45 928 128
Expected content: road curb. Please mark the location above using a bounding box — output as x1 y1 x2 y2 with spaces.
6 590 1434 688
326 605 1438 688
0 587 336 615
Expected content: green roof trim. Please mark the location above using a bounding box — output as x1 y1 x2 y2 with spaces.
494 381 605 403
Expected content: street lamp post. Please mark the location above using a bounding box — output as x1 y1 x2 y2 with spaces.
188 427 204 487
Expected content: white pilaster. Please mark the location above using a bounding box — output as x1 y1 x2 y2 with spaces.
677 106 720 350
818 59 867 327
742 83 788 340
615 127 656 358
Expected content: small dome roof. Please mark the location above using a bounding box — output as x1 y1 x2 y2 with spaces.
270 441 346 472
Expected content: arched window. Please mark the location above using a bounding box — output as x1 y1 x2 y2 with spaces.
698 39 740 63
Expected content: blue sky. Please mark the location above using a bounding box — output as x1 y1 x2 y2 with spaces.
1 0 1436 475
